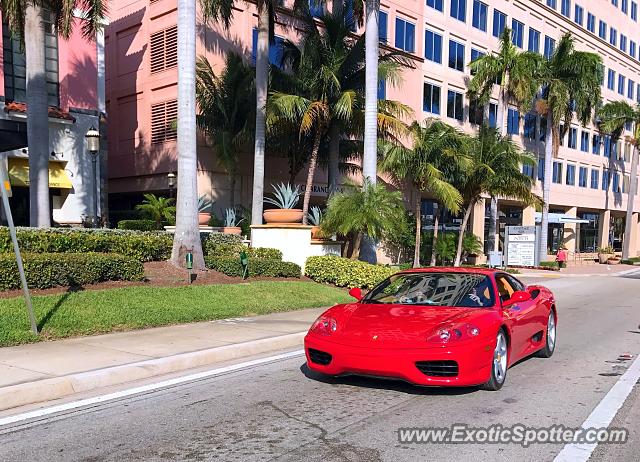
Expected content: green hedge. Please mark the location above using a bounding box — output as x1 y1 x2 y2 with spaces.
205 257 301 278
305 256 395 289
0 227 172 262
203 233 282 260
0 252 144 290
117 220 158 231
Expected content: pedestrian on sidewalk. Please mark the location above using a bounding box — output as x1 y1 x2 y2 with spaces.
556 246 568 269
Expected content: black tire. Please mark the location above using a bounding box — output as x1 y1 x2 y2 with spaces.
483 329 508 391
536 309 556 358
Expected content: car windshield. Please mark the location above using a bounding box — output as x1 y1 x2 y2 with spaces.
363 272 496 308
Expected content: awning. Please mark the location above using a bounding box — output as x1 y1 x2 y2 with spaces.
7 157 73 189
534 212 590 224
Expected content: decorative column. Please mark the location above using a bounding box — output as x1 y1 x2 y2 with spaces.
598 210 611 249
563 206 578 253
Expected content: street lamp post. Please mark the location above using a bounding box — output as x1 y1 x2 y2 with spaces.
85 126 101 228
168 172 176 199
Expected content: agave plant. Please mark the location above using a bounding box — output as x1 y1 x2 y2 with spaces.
263 183 301 209
198 196 214 213
223 208 244 227
308 206 323 226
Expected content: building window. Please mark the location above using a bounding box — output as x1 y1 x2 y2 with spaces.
395 18 415 52
472 0 488 31
612 0 618 6
544 36 556 59
309 0 324 17
561 0 571 16
150 25 178 74
252 30 285 67
587 12 595 32
553 161 563 184
524 114 536 139
623 0 629 13
633 1 638 20
377 79 386 100
538 157 545 181
608 69 616 90
489 103 498 128
580 131 589 152
574 4 584 25
621 34 628 52
566 164 576 185
423 82 441 114
628 80 635 100
547 0 557 8
493 10 506 38
610 28 617 46
568 127 577 149
592 134 601 154
450 0 467 22
3 14 60 106
612 171 620 192
603 170 611 190
151 100 178 144
623 174 630 193
591 169 599 189
507 108 520 135
528 28 540 53
539 115 548 141
578 166 588 187
624 143 631 162
470 48 484 74
379 11 388 43
425 29 443 63
448 40 465 71
599 20 607 40
447 90 464 121
522 163 534 178
427 0 444 11
604 135 612 157
511 19 524 48
631 40 637 58
618 74 626 95
637 83 640 103
469 99 484 125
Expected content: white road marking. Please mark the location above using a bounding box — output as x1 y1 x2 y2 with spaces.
0 349 305 427
554 353 640 462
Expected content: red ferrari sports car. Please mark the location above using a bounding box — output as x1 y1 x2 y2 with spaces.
304 268 556 390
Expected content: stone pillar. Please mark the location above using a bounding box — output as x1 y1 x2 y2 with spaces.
522 206 536 226
563 206 578 253
471 199 486 249
598 210 611 249
628 212 639 257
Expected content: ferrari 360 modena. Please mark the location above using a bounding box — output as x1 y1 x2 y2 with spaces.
304 268 557 391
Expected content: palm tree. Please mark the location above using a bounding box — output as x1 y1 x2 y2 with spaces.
135 194 176 229
321 179 406 259
598 101 640 260
171 0 206 269
454 125 538 266
536 34 602 263
379 120 467 268
195 53 255 208
467 27 543 254
1 1 106 227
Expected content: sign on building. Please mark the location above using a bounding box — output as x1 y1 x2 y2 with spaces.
505 226 538 267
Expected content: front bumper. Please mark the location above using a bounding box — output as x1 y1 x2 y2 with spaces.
304 334 495 387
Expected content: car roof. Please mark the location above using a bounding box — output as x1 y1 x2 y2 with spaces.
397 267 500 276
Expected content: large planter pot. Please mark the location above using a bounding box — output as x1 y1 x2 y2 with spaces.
607 257 621 265
311 226 322 239
198 213 211 226
223 226 242 235
598 253 613 264
263 208 303 224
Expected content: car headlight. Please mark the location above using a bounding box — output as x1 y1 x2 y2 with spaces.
427 323 481 344
310 316 338 336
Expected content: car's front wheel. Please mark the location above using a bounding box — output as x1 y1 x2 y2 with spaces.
536 309 556 358
483 329 508 391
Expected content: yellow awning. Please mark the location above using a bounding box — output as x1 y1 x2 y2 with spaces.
7 158 73 189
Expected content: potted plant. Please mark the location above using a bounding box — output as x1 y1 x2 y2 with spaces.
597 246 614 264
607 255 622 265
263 183 303 224
308 206 324 239
198 196 214 225
223 208 244 235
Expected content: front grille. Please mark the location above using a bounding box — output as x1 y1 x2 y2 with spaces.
415 360 459 377
308 348 332 365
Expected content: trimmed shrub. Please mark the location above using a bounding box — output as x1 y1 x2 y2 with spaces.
205 257 301 278
117 220 158 231
0 227 172 262
0 253 144 290
305 256 396 289
203 233 282 260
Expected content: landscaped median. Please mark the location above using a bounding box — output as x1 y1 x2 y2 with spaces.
0 281 350 347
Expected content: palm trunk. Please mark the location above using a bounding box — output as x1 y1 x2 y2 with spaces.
171 0 205 270
623 145 639 259
430 205 440 266
25 5 51 227
454 202 474 267
327 123 340 197
351 232 362 259
302 130 322 225
487 196 498 252
413 191 421 268
251 6 269 225
538 111 554 264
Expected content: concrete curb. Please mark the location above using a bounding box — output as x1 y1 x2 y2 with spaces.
519 267 640 278
0 331 306 413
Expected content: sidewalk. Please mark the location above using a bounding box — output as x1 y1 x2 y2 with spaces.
518 264 640 278
0 307 324 412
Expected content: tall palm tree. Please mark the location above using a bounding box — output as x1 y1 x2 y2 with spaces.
195 53 255 208
598 101 640 260
454 125 538 266
379 120 467 268
536 34 602 263
171 0 205 269
467 27 543 254
1 1 106 227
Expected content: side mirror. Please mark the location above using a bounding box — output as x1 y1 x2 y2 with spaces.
348 287 363 301
506 290 531 305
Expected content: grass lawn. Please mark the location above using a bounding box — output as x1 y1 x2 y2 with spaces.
0 281 351 347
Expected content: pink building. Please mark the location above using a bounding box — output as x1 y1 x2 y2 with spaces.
105 0 640 257
0 11 105 225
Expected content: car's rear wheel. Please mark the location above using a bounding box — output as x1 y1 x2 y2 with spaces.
483 329 508 391
536 309 556 358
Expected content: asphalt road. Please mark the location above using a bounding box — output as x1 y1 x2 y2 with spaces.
1 274 640 462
